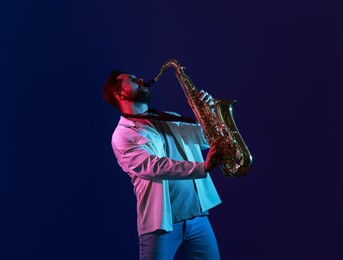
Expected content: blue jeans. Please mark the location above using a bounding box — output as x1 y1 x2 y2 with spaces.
139 216 220 260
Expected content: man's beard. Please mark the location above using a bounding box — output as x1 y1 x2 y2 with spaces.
135 92 151 103
132 88 151 104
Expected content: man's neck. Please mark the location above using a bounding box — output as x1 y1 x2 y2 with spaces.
120 102 148 115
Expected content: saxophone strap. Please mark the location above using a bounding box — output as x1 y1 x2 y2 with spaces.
122 108 197 124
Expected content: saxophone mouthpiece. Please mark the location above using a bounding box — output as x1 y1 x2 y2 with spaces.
143 79 156 87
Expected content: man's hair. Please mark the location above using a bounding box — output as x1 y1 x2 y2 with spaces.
102 70 126 108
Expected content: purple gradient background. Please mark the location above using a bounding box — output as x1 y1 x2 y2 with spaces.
1 0 342 259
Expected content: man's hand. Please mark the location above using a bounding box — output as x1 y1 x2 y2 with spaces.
204 141 227 172
198 89 215 112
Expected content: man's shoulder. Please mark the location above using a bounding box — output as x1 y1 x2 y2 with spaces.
112 117 138 136
112 116 155 144
112 124 142 148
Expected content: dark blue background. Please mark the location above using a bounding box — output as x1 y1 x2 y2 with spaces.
1 0 342 259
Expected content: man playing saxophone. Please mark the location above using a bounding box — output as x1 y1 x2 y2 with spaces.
103 69 228 260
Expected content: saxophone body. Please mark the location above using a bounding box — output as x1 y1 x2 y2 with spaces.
147 59 253 178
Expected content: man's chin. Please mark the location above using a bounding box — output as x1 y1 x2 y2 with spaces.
135 95 151 104
136 92 151 104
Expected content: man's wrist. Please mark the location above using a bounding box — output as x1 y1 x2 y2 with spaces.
204 161 210 173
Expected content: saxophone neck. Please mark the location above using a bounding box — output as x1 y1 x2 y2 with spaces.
144 59 185 87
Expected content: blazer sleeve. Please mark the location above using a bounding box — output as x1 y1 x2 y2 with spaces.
112 127 207 181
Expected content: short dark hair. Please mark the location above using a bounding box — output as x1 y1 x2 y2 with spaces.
102 70 126 108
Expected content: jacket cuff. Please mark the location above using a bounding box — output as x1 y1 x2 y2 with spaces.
197 162 208 178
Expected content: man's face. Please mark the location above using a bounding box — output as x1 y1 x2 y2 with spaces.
116 74 151 103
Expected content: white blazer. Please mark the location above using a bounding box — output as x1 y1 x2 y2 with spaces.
111 115 221 236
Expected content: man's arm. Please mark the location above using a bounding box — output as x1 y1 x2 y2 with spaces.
113 136 207 180
112 130 225 181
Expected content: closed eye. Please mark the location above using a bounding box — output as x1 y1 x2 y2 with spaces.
129 76 137 82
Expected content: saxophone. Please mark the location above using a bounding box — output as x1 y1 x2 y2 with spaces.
144 59 253 178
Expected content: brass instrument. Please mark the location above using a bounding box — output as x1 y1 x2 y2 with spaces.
145 59 253 178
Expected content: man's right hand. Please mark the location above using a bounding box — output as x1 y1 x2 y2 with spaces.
204 141 234 172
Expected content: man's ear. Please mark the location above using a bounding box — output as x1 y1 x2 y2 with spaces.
115 90 130 100
114 91 122 100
